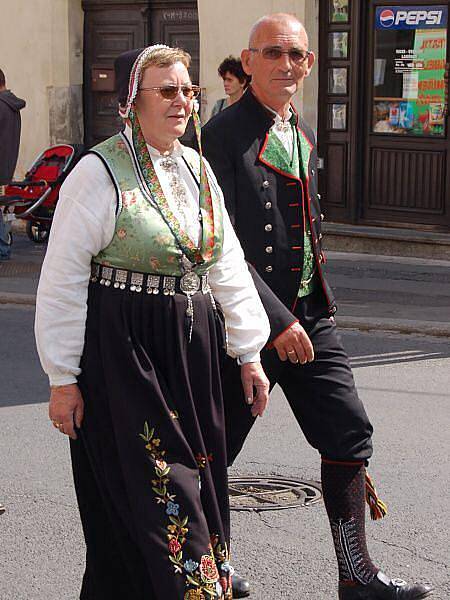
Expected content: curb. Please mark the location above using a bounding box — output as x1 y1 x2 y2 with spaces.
337 316 450 338
0 292 36 306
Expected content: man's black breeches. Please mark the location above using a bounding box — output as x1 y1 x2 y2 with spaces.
223 288 374 466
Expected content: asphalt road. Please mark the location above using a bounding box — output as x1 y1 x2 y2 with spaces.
0 305 449 599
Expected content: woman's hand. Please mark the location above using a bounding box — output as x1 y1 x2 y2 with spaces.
49 384 84 440
240 362 270 417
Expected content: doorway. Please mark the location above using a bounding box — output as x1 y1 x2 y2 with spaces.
318 0 450 230
82 0 199 148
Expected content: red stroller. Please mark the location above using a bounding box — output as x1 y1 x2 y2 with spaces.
0 144 83 244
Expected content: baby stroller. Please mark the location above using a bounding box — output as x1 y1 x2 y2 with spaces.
0 144 83 245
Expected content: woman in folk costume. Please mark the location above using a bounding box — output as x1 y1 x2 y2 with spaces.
35 45 270 600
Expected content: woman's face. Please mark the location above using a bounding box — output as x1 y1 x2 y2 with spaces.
135 61 193 145
222 71 245 97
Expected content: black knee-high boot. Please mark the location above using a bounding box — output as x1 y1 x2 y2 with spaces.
321 460 433 599
321 460 378 586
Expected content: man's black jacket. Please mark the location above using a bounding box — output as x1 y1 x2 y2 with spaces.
202 90 336 343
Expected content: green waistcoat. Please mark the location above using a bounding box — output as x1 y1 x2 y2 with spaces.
91 134 224 276
263 126 317 298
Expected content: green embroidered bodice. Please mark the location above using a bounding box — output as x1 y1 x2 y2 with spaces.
91 134 223 276
264 126 317 298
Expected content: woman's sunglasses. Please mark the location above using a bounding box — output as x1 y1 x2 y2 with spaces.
138 85 201 100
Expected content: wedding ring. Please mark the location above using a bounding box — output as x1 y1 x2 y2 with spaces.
287 350 296 355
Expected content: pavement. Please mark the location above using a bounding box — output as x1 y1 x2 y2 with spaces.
1 310 449 599
2 232 450 338
1 236 449 598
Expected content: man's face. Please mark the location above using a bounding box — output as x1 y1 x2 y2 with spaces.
241 20 315 107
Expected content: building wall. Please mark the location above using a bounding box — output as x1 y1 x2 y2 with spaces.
198 0 319 130
0 0 83 178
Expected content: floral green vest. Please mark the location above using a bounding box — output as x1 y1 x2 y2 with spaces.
91 134 223 276
264 126 317 298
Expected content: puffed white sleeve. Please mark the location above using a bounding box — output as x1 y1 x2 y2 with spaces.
205 160 270 363
34 154 116 386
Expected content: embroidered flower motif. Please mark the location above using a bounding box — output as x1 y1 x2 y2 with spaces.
168 538 182 555
184 590 205 600
195 453 213 469
150 257 161 271
166 501 180 516
121 191 137 207
184 559 199 573
141 421 229 598
200 554 219 583
116 228 127 240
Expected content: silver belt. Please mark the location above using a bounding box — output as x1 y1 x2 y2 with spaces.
90 263 210 296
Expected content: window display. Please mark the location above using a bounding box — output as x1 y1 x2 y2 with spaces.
329 32 349 58
328 67 348 94
330 0 349 23
373 5 448 136
329 103 347 130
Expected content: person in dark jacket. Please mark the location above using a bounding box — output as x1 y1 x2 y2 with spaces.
202 13 433 600
0 68 26 259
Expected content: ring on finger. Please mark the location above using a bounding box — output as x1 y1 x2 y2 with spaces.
287 350 296 355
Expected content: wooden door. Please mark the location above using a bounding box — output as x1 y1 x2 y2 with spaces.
82 0 199 148
317 0 363 223
361 0 450 229
83 0 148 148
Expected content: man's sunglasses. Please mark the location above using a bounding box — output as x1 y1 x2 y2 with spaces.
249 47 312 63
138 85 201 100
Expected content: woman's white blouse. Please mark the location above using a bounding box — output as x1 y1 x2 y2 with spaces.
35 128 270 385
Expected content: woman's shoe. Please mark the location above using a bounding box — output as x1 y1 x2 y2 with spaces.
339 572 433 599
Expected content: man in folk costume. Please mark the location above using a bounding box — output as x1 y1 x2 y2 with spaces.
35 45 271 599
202 14 433 600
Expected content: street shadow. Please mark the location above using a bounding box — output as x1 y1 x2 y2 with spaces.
341 330 450 369
0 305 48 407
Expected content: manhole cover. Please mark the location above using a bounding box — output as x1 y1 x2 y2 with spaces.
229 476 322 511
0 262 41 278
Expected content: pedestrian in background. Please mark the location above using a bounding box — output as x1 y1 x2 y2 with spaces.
209 56 250 119
0 68 26 260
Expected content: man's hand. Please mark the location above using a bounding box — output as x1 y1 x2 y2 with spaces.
49 383 84 440
273 322 314 364
240 362 270 417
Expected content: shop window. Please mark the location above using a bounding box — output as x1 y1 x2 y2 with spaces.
372 5 448 137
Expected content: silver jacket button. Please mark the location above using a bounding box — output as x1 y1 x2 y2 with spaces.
311 168 315 176
265 224 273 232
265 265 273 273
265 201 272 210
262 180 270 188
321 213 325 221
265 246 273 254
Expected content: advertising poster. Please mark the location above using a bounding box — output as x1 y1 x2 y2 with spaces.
373 5 447 136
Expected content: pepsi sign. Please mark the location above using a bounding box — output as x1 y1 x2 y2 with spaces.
376 5 448 30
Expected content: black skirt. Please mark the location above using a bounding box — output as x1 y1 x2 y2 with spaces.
70 281 233 600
